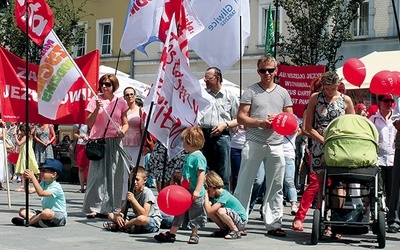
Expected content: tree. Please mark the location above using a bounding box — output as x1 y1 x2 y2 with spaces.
279 0 363 70
0 0 91 64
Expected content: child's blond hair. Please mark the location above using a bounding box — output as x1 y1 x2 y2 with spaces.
130 166 147 181
204 171 224 196
180 126 205 150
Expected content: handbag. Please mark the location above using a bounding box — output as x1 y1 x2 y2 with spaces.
5 136 14 152
86 99 118 161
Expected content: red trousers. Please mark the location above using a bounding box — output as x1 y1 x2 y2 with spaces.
294 171 319 222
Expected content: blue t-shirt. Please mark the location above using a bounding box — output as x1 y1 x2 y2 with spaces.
210 189 247 222
40 181 67 218
182 150 207 197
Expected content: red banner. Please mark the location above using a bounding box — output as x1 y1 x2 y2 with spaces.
14 0 54 46
0 47 99 124
278 65 326 119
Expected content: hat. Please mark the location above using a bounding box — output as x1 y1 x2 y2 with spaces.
367 104 379 118
39 158 63 176
378 93 394 101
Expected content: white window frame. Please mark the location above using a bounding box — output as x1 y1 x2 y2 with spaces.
96 18 113 56
73 21 87 58
351 0 369 38
258 1 280 48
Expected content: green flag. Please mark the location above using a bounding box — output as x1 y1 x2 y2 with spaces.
265 5 274 55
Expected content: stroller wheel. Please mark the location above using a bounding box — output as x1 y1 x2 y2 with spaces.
377 211 386 248
311 209 321 245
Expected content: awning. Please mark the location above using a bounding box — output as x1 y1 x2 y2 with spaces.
336 50 400 90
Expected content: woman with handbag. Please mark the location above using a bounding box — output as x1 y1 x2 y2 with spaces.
82 73 129 218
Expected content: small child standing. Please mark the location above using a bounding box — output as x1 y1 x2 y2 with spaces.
11 158 67 227
204 171 248 239
103 166 162 233
13 123 39 192
154 126 207 244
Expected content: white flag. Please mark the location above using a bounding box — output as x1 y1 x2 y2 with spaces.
190 0 250 72
120 0 163 54
144 17 213 158
37 30 83 120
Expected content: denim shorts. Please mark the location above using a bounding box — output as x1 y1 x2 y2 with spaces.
130 217 159 234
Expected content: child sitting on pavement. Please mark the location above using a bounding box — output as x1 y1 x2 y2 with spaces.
204 171 248 239
11 158 67 227
103 166 162 233
154 126 208 244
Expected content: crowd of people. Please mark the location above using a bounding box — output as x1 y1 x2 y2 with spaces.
1 54 400 244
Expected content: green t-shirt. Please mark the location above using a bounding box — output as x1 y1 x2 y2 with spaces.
182 150 207 197
210 189 247 222
40 181 67 218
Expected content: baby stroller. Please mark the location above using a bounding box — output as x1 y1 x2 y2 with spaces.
311 114 385 248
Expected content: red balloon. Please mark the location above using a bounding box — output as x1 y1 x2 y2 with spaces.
370 70 396 95
272 112 299 136
157 185 192 216
343 58 366 87
7 152 19 164
390 71 400 95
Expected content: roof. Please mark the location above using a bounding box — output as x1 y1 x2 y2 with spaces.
336 50 400 90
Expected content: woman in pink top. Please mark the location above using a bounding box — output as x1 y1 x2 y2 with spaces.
82 74 129 218
121 87 145 201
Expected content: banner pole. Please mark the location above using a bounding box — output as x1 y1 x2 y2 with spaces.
24 0 30 226
2 128 11 208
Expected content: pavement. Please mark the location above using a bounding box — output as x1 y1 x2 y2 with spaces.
1 181 400 250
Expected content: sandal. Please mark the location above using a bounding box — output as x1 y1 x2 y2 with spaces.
210 229 229 237
224 230 241 239
239 230 248 236
292 220 304 231
103 221 119 232
154 231 176 243
188 234 199 244
267 228 287 237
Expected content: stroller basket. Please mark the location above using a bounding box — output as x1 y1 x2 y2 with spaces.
326 166 377 183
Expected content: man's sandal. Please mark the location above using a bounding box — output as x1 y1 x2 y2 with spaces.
188 234 199 244
224 230 241 239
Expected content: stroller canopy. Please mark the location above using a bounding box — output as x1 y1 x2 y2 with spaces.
323 114 379 167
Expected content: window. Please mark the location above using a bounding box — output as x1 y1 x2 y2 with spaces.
73 22 87 58
351 0 369 37
258 1 281 49
96 19 113 56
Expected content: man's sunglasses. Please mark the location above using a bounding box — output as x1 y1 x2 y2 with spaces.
258 68 276 74
382 99 395 103
124 93 135 97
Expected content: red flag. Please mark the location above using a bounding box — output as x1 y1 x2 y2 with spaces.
14 0 54 45
0 47 99 124
158 0 189 59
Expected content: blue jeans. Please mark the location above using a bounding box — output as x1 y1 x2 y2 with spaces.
230 147 242 193
202 134 231 191
283 156 297 203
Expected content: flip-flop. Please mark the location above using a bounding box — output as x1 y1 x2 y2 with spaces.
267 228 286 237
292 220 304 231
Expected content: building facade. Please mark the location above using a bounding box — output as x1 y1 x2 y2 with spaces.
76 0 400 91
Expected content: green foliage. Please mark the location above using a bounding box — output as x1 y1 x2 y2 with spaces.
280 0 362 70
0 0 91 64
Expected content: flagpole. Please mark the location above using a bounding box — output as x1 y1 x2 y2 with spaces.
24 0 30 226
2 128 11 208
239 15 243 97
274 0 279 58
123 101 154 220
49 30 119 131
391 0 400 46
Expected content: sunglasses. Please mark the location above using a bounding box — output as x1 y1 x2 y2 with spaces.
124 93 135 97
203 76 215 81
382 99 395 103
101 82 112 88
258 68 276 74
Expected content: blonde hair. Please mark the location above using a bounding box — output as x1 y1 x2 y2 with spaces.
130 166 147 180
180 126 205 150
321 71 339 86
204 171 224 196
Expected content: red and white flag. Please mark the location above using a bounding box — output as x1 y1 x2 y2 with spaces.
14 0 54 46
189 0 250 72
0 46 99 124
144 17 213 158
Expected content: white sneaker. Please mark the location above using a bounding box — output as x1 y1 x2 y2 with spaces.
291 204 298 215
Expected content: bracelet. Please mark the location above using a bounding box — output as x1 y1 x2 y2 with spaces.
225 122 230 129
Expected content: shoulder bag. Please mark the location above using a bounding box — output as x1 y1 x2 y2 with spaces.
86 99 118 161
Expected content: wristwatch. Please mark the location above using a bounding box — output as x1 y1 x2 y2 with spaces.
225 121 230 130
